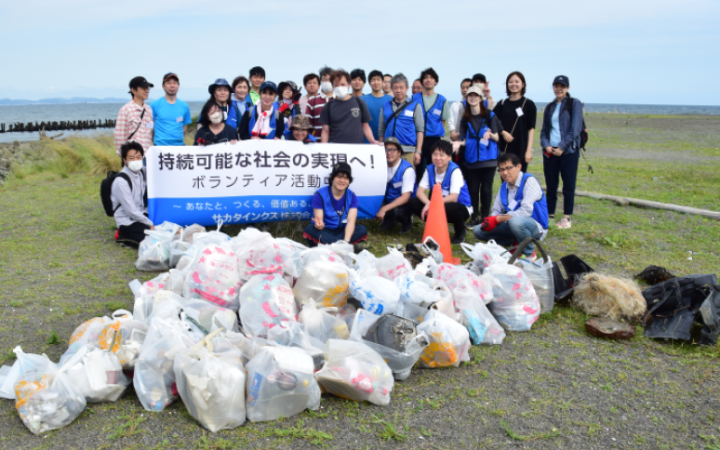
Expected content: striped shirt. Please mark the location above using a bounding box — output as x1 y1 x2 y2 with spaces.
114 100 154 156
305 93 331 137
492 171 547 237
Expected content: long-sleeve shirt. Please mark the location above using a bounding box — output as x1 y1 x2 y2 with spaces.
114 100 154 156
491 171 547 237
305 93 331 137
110 166 152 228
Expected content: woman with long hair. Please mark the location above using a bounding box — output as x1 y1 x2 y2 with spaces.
494 71 537 173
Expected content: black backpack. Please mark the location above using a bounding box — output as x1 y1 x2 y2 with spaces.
562 97 589 149
100 171 146 217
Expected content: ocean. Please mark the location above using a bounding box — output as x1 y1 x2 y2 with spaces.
0 101 718 143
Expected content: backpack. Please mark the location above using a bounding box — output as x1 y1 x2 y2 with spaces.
100 170 145 217
562 97 588 149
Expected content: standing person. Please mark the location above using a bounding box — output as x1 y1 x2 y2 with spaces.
320 69 378 144
540 75 584 229
248 66 266 105
451 85 501 227
151 72 191 146
288 114 317 143
227 76 253 133
307 68 333 138
413 68 450 179
194 101 238 146
114 76 154 157
403 140 472 244
304 162 368 248
471 73 496 110
377 73 424 156
382 73 392 96
112 142 154 248
207 78 232 121
411 79 422 96
449 78 472 141
361 70 392 142
494 71 537 173
277 81 301 139
239 81 284 140
350 69 366 97
299 73 319 115
376 137 415 234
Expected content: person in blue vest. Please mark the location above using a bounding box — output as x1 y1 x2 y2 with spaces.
473 153 549 261
277 81 302 140
304 162 368 249
378 73 424 159
376 137 416 234
238 81 285 140
404 140 472 244
287 114 317 144
451 85 501 228
226 76 253 134
413 67 450 180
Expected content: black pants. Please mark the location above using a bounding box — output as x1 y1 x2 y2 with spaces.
117 222 151 249
379 203 411 228
464 166 496 220
406 197 469 231
416 136 442 181
543 150 580 216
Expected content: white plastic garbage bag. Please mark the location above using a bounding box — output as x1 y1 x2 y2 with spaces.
181 224 206 243
266 322 325 370
460 240 510 271
245 346 321 422
322 241 354 266
315 339 394 405
274 237 307 278
234 231 284 281
430 262 494 304
485 263 541 331
183 242 242 311
452 281 505 345
349 276 400 315
299 299 350 343
516 257 555 314
174 330 246 432
135 227 176 272
300 246 347 266
0 347 53 400
350 250 380 278
394 273 447 308
133 318 197 411
349 309 428 381
293 260 350 308
240 274 298 339
60 345 129 403
169 240 192 268
215 330 265 366
14 347 86 435
375 248 412 281
417 309 470 368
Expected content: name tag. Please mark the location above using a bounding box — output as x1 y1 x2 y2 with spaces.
145 121 154 130
342 218 348 224
515 107 524 117
433 109 442 116
176 116 184 123
404 109 414 117
442 189 450 196
393 181 403 188
480 138 489 146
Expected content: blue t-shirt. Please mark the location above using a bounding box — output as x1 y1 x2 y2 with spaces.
311 190 359 214
151 97 192 146
361 93 392 142
549 102 562 147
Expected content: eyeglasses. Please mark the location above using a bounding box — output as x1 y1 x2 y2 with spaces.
497 166 517 173
385 147 400 153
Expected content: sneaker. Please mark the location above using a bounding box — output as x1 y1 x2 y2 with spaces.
466 216 481 229
114 229 120 241
520 250 537 263
556 217 572 229
451 226 467 244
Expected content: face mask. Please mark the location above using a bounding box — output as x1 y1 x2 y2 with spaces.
320 81 332 94
209 111 223 124
127 160 143 172
334 86 349 98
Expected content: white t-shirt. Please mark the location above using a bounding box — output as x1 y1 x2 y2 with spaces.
387 161 417 195
419 166 473 215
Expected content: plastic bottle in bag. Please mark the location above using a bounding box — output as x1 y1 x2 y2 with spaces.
240 274 298 339
293 260 350 308
485 263 541 331
417 309 471 368
349 276 400 315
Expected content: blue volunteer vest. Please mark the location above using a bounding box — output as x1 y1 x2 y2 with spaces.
383 101 418 146
500 173 549 229
385 159 416 202
426 161 471 207
282 104 298 140
232 99 252 123
413 92 446 137
248 102 278 139
464 112 498 164
317 186 355 229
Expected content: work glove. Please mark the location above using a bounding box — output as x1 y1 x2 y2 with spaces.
480 216 499 232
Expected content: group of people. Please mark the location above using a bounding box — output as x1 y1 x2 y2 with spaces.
112 66 586 260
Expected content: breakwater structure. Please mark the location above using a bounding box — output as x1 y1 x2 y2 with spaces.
0 119 116 133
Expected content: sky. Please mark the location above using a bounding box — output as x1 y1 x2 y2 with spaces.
1 0 719 105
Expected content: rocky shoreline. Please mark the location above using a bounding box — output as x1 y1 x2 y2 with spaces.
0 139 55 185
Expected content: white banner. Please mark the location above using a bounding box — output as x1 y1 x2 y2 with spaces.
146 141 387 227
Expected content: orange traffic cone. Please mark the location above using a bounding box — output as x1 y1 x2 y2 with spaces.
422 184 460 265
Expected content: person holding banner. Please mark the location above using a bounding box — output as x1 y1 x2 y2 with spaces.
304 162 368 248
376 137 415 234
194 100 238 145
405 140 472 244
288 115 317 143
238 81 285 140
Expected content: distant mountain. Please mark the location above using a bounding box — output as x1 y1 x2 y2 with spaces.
0 97 131 105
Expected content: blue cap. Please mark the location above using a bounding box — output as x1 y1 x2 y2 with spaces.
553 75 569 87
208 78 231 94
259 81 278 94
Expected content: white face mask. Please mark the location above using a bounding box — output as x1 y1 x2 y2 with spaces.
127 160 143 172
209 111 224 124
320 81 333 94
334 86 349 98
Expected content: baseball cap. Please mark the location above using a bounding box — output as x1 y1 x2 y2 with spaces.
553 75 570 87
128 76 154 92
163 72 179 83
384 137 403 153
260 81 278 94
466 85 486 99
472 73 487 83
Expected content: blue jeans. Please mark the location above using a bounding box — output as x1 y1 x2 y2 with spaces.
303 224 368 247
473 216 542 256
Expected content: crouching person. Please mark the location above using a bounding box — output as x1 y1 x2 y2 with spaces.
304 162 368 248
405 140 472 244
473 153 549 261
376 137 415 234
113 142 154 248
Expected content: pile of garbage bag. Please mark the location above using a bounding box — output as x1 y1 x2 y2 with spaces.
0 224 563 435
